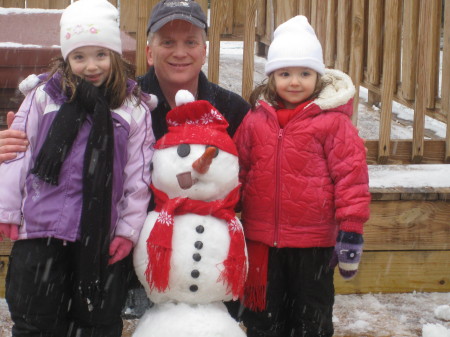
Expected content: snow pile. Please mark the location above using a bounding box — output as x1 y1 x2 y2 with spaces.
422 323 450 337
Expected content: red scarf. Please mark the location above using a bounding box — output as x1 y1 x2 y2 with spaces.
145 184 247 299
244 240 269 311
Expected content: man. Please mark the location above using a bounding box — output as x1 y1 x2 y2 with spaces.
0 0 249 320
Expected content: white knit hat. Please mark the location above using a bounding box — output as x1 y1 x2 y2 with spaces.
60 0 122 60
265 15 325 75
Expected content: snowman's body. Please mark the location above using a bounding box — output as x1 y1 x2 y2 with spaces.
135 212 234 304
133 95 247 337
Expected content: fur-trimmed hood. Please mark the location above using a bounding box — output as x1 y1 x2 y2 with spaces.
314 68 355 111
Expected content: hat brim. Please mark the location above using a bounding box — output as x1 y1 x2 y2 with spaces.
148 13 207 34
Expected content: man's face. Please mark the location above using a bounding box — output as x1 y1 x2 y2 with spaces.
147 20 207 89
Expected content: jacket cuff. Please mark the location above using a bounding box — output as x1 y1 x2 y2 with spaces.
339 220 364 234
0 209 22 225
114 219 141 246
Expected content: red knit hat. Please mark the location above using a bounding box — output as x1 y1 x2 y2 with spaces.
155 90 238 156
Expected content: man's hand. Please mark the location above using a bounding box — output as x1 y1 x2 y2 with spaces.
0 111 28 163
0 223 19 241
108 236 133 265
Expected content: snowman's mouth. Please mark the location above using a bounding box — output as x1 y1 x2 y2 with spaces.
176 171 198 189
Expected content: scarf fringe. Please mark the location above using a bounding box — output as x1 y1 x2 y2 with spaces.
219 255 247 299
31 152 63 185
145 243 171 292
244 285 267 312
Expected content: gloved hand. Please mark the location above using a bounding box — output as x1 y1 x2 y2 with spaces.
108 236 133 265
330 230 364 279
0 223 19 241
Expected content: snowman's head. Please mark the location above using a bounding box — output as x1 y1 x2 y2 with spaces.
151 90 240 201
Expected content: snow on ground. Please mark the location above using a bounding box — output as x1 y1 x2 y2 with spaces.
0 39 448 337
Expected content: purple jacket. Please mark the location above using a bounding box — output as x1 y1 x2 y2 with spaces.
0 74 156 245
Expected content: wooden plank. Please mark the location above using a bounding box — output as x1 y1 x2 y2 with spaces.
366 0 383 86
0 0 25 6
401 0 420 101
241 0 257 101
335 250 450 294
26 0 50 8
297 0 311 17
365 140 447 164
335 0 351 73
0 256 8 298
349 0 364 124
364 200 450 250
0 241 13 256
208 0 227 84
119 0 138 37
444 0 450 163
136 0 157 77
311 0 327 48
274 0 296 28
378 0 401 163
324 0 337 69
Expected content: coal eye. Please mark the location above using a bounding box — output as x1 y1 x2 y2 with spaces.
149 162 154 171
177 144 190 157
205 145 219 158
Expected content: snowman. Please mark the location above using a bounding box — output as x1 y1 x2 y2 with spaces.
133 90 247 337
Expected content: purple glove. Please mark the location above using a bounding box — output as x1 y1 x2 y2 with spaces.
330 231 364 279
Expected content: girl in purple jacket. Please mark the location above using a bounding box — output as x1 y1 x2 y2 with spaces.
233 16 370 337
0 1 156 336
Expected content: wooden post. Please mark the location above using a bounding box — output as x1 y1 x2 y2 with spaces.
401 0 420 101
377 0 401 164
335 0 351 73
349 0 364 125
413 0 439 163
0 0 25 7
445 0 450 163
242 0 257 101
208 0 227 84
366 0 383 107
324 0 337 69
136 0 157 77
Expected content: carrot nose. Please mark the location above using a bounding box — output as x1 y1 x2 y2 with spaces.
192 147 217 174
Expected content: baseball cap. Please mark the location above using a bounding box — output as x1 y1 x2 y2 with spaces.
147 0 208 34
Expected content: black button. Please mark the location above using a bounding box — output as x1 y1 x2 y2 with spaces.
194 241 203 249
177 144 191 157
191 270 200 278
193 253 201 262
196 225 204 233
189 285 198 292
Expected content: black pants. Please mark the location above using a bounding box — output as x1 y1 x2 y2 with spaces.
5 238 132 337
242 247 335 337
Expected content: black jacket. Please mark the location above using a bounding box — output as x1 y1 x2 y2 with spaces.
138 67 250 141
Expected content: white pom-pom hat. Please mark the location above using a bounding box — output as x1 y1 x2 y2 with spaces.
265 15 325 75
60 0 122 59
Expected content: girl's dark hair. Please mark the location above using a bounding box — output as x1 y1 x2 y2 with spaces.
249 72 324 110
47 51 140 109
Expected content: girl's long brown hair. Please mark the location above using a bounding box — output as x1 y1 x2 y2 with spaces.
47 50 140 109
249 72 324 110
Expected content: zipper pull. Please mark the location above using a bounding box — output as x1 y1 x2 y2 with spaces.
278 129 283 138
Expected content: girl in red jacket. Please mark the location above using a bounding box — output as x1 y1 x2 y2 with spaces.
233 15 370 337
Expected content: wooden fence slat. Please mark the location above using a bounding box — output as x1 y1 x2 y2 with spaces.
311 0 327 49
297 0 311 17
241 0 257 101
0 0 25 7
274 0 296 28
443 0 450 163
335 0 351 73
349 0 364 124
208 0 227 84
119 0 138 37
401 0 420 101
378 0 401 163
136 0 157 77
324 0 337 68
366 0 383 87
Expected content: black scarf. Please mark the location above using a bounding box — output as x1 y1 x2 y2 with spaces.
31 80 114 310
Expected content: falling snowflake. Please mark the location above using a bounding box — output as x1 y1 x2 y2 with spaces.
157 211 173 226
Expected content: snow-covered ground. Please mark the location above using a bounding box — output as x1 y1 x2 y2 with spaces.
0 36 449 337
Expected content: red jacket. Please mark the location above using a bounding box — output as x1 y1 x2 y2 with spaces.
233 69 370 248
